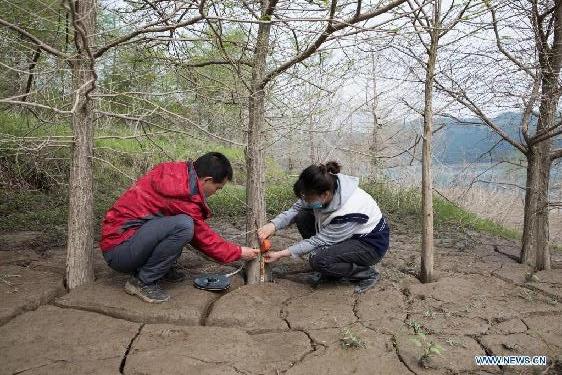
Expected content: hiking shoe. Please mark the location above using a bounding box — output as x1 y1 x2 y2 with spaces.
162 267 187 283
307 272 324 287
352 269 380 294
125 276 170 303
307 272 346 287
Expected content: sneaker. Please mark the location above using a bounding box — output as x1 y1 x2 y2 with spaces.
125 276 170 303
307 272 324 287
162 267 187 283
307 272 345 287
351 268 380 294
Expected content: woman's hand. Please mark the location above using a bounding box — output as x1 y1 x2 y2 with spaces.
240 246 260 260
257 222 276 241
264 249 290 263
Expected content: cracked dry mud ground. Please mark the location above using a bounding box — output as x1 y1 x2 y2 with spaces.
1 219 561 375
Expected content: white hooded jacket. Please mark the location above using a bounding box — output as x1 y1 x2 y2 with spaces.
271 174 383 258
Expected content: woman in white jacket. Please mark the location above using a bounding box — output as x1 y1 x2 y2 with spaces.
259 161 389 293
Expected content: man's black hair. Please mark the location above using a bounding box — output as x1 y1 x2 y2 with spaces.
193 152 233 182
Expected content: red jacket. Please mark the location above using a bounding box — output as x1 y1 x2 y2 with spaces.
100 161 241 263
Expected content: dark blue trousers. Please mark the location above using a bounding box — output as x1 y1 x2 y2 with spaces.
295 209 388 278
103 214 194 284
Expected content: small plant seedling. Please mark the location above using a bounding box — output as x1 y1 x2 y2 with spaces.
445 338 464 348
339 327 367 349
424 309 435 318
410 332 444 368
502 342 520 351
525 272 540 283
519 289 536 302
0 273 21 293
407 319 423 334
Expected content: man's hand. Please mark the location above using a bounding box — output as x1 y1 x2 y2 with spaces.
240 246 260 260
264 249 290 263
257 222 276 241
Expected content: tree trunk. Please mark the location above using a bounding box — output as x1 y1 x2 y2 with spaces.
520 73 557 271
521 147 551 270
287 125 295 173
245 1 274 284
22 47 41 102
369 54 380 176
65 0 97 289
519 0 562 269
369 53 379 156
420 0 440 284
308 111 315 163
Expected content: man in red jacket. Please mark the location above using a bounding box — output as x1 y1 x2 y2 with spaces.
100 152 260 303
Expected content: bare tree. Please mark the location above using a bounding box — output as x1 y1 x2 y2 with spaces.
244 0 278 283
436 0 562 270
400 0 474 282
418 0 441 283
1 0 208 288
229 0 410 283
65 0 98 288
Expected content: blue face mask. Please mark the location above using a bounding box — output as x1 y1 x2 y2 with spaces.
303 200 323 209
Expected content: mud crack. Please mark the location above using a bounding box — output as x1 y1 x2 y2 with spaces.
12 360 69 375
200 293 225 326
279 289 316 330
473 335 502 372
493 245 520 262
490 266 561 301
352 294 361 321
289 328 326 368
119 323 144 374
391 335 418 375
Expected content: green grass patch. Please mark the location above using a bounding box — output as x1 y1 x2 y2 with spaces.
0 110 527 246
207 178 297 218
207 184 246 217
433 197 520 240
210 178 521 243
362 180 521 241
0 189 67 231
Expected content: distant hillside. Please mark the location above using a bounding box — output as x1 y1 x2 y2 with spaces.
433 112 562 164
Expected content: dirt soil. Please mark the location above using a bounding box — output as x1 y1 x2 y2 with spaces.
0 218 561 375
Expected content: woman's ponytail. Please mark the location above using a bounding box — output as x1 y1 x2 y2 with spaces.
325 161 341 174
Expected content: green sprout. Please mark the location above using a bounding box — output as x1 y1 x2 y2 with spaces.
525 272 540 283
340 327 367 349
410 332 444 368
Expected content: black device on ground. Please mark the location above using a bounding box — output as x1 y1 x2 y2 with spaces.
193 274 231 291
192 266 243 291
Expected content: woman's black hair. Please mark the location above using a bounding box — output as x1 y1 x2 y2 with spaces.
293 161 341 197
193 152 233 182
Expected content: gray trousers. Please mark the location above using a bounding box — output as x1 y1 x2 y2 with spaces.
103 214 194 284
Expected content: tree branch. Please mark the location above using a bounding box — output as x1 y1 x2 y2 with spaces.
0 99 71 115
263 0 408 84
487 3 536 79
0 17 69 59
435 75 527 154
521 76 541 142
182 59 252 68
551 148 562 161
94 2 206 58
531 123 562 145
